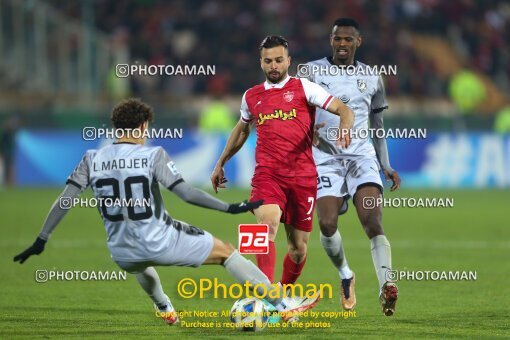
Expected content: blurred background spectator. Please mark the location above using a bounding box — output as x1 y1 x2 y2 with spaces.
43 0 509 98
0 115 20 186
0 0 508 129
2 0 509 188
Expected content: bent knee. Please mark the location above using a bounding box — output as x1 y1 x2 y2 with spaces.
318 217 338 236
220 239 235 254
258 218 279 240
259 217 279 229
216 239 235 261
288 242 307 260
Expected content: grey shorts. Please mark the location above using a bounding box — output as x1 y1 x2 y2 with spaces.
317 156 383 199
115 220 214 274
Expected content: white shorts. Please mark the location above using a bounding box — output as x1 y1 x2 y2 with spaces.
316 157 383 200
114 220 214 274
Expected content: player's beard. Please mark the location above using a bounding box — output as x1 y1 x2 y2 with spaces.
266 70 286 84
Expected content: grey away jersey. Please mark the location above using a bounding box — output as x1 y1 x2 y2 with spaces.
66 143 183 262
307 58 388 164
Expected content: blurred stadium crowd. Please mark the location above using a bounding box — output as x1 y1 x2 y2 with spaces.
1 0 509 187
49 0 510 99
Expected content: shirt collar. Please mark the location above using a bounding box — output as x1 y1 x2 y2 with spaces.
264 74 291 90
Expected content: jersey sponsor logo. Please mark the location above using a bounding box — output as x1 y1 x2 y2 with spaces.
283 90 294 102
257 108 297 125
238 224 269 254
357 79 367 92
340 94 350 103
255 100 262 107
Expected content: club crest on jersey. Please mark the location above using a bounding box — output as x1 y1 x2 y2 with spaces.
357 79 367 92
258 108 297 125
283 91 294 102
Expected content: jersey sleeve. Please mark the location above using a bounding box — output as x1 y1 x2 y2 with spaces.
66 151 92 190
239 91 253 124
299 78 334 110
153 147 184 190
371 76 389 113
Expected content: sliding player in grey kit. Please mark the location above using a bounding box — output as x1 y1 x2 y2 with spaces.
14 98 318 325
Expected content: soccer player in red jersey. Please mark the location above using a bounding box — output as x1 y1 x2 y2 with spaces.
211 36 354 286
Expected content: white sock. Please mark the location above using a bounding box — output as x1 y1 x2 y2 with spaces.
223 250 283 307
272 283 287 312
370 235 392 291
135 267 169 308
320 230 353 279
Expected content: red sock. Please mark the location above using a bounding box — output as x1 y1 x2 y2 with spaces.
256 241 276 282
280 253 306 285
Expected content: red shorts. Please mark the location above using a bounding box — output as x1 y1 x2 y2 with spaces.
250 171 317 232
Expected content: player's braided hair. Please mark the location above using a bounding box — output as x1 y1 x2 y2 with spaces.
111 98 154 129
259 35 289 51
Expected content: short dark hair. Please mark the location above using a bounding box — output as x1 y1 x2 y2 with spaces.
333 18 360 31
259 35 289 51
111 98 154 129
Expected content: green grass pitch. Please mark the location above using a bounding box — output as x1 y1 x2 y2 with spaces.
1 188 509 338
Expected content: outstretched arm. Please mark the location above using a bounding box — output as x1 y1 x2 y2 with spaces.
211 120 251 192
13 184 82 264
171 180 262 213
153 147 262 213
38 184 82 240
14 151 91 264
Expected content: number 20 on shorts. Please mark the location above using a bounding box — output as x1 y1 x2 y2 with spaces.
238 224 269 254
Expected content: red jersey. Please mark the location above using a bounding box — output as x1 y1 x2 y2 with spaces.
240 76 334 177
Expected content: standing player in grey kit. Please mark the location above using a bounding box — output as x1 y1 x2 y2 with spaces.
13 98 318 325
302 18 401 315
